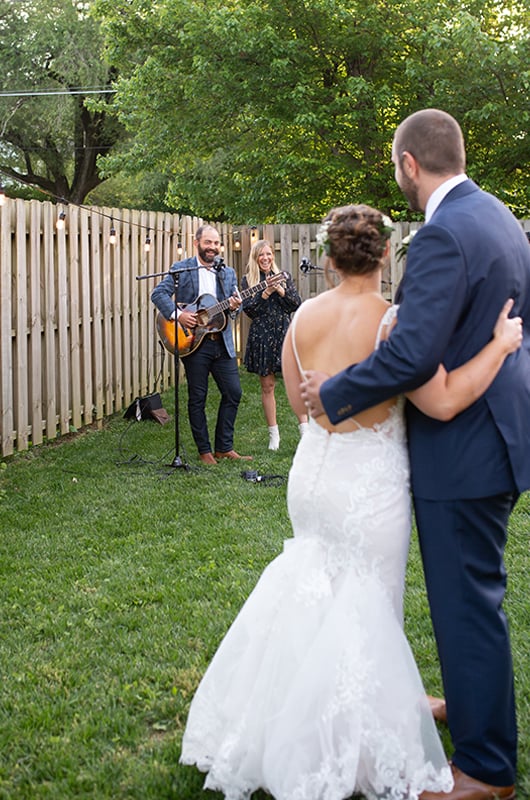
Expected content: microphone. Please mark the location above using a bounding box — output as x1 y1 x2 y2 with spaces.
300 257 324 273
212 255 226 271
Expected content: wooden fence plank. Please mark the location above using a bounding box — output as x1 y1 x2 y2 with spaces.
0 201 14 456
129 209 140 398
79 208 93 428
100 211 114 415
43 202 57 440
14 199 29 451
280 225 293 280
109 210 123 412
29 201 43 446
138 210 151 396
68 205 82 430
120 209 133 406
56 208 70 435
90 208 104 420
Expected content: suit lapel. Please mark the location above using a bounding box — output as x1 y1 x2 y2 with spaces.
189 257 200 298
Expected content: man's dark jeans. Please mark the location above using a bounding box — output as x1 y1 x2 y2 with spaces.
182 337 242 454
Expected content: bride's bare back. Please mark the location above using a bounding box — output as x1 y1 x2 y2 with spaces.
283 277 397 433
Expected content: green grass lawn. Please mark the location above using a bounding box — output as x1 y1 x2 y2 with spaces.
0 370 528 799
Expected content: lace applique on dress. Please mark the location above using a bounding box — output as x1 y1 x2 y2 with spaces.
375 304 400 349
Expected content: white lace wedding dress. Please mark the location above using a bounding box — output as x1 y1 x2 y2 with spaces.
180 307 453 800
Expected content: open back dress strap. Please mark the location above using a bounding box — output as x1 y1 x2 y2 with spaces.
290 307 306 379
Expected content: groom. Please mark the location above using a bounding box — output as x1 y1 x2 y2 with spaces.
301 109 530 799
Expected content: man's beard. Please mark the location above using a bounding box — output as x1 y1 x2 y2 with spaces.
400 173 421 213
197 244 219 263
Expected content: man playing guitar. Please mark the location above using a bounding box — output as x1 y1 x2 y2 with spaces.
151 225 252 465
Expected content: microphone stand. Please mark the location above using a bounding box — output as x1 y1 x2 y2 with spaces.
166 267 188 470
137 263 203 473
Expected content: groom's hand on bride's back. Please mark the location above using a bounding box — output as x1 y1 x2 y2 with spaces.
300 370 329 418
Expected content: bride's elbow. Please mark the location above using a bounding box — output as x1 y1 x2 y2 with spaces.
427 400 460 422
433 406 458 422
413 397 459 421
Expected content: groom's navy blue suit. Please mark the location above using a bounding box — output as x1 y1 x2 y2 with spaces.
320 180 530 786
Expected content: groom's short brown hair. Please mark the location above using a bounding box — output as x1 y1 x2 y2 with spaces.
394 108 466 176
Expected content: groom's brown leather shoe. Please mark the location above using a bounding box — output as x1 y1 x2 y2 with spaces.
427 695 447 724
420 764 516 800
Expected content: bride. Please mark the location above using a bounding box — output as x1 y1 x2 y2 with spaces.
179 204 522 800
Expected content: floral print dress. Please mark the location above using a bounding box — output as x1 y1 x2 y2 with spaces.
242 271 302 376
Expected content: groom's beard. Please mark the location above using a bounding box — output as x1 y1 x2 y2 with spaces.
399 173 422 214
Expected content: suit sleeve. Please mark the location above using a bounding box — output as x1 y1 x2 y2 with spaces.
226 268 241 317
321 225 468 424
151 268 179 320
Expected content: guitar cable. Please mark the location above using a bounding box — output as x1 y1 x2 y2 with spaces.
241 470 286 486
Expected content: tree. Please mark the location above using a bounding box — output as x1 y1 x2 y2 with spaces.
93 0 530 222
0 0 123 204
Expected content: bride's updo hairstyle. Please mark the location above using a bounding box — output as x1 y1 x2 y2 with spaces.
319 204 392 276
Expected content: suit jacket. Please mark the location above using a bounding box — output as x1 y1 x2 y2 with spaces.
151 256 240 359
321 180 530 499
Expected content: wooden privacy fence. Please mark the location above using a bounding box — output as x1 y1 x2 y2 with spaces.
0 196 426 456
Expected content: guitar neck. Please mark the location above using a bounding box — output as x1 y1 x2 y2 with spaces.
209 272 288 316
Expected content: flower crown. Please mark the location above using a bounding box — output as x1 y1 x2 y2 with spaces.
379 214 394 239
316 213 394 256
396 230 417 262
316 219 332 255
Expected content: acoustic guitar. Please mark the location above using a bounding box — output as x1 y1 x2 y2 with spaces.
156 272 288 357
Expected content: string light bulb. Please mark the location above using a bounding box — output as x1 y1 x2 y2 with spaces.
177 241 183 256
109 218 117 245
144 229 151 253
250 226 258 243
56 209 66 230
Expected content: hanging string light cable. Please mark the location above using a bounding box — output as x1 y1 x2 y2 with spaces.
0 167 246 251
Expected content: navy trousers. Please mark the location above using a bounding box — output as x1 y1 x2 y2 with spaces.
414 493 519 786
182 337 242 455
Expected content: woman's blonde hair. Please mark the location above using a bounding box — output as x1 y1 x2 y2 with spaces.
245 239 280 287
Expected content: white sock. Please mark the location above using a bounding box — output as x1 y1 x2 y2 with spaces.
268 425 280 450
299 422 309 437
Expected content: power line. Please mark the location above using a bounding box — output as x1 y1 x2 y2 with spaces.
0 88 115 98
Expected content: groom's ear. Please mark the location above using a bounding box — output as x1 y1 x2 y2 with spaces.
401 151 418 177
